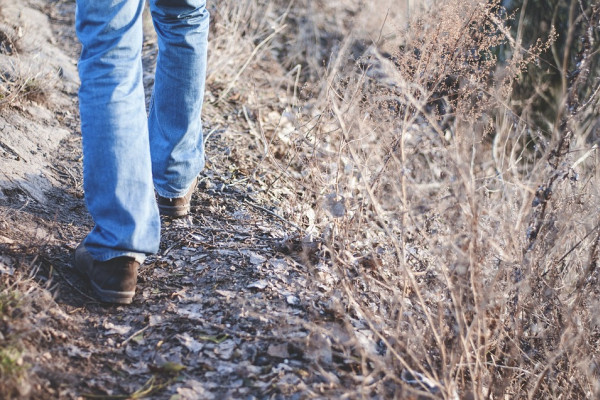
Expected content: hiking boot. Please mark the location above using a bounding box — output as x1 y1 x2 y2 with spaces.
73 244 139 304
156 177 197 217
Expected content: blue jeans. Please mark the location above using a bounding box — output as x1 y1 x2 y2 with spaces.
76 0 209 262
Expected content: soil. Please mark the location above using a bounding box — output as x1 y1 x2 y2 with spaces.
0 1 353 398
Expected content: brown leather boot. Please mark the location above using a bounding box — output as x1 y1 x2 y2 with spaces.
156 177 197 217
73 244 139 304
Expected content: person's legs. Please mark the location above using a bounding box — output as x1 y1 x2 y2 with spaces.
149 0 209 199
74 0 208 302
76 0 160 263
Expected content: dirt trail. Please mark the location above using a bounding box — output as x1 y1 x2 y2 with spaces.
0 1 344 398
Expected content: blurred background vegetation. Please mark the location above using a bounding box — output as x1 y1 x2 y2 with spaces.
501 0 599 140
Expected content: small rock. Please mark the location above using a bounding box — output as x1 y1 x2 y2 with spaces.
248 252 267 265
248 280 268 290
267 343 289 359
215 290 236 300
215 339 236 360
176 332 204 353
176 379 215 400
103 321 132 336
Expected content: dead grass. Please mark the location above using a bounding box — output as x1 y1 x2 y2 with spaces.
0 68 53 107
0 261 36 398
206 0 600 397
0 10 56 109
0 241 73 399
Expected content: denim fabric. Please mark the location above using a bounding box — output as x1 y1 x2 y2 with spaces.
76 0 209 262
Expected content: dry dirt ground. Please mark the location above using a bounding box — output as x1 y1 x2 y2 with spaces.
0 1 360 399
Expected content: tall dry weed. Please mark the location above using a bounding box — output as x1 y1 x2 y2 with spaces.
251 0 600 397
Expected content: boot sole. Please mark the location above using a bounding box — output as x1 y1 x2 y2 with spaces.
158 204 190 218
90 280 135 304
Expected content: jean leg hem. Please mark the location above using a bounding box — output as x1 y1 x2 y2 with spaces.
84 246 146 264
155 179 197 199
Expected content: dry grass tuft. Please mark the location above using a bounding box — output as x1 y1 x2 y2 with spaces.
0 67 54 107
0 9 57 109
0 243 68 399
0 261 38 398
